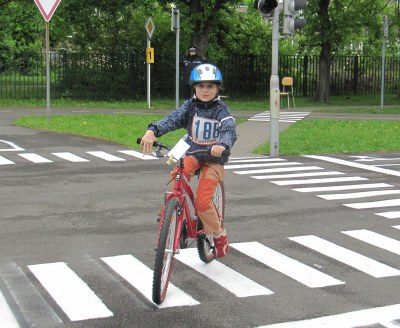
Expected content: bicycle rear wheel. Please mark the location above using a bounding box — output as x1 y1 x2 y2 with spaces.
152 198 179 304
197 181 225 263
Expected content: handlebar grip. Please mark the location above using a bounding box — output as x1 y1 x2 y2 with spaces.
222 149 231 157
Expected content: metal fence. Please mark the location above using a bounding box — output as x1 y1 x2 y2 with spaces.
0 51 399 100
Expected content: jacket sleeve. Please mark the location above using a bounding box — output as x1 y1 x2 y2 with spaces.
148 102 189 137
217 108 237 149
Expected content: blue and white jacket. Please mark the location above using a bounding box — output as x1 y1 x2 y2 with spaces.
147 97 237 165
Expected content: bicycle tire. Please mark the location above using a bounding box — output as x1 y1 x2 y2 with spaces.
197 181 225 263
152 198 179 304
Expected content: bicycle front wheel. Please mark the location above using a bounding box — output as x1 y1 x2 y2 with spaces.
197 181 225 263
152 198 179 304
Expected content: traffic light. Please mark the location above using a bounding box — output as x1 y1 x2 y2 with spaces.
283 0 307 35
254 0 278 15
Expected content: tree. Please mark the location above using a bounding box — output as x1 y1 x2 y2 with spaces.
301 0 398 102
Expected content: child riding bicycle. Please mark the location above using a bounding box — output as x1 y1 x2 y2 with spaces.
140 63 237 257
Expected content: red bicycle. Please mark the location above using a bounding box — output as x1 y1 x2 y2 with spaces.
137 137 230 305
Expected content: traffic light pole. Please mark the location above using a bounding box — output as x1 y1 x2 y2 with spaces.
269 7 281 157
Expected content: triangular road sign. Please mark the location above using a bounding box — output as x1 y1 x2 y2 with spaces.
34 0 61 22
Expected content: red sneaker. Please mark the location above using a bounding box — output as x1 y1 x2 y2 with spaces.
214 230 228 258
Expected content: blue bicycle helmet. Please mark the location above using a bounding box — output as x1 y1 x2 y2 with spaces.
189 64 223 86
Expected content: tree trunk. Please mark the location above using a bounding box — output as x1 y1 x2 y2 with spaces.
188 0 225 59
314 0 331 102
315 41 331 102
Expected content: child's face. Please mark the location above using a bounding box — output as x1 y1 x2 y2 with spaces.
194 83 219 102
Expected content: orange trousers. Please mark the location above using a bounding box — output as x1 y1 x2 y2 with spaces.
171 156 225 234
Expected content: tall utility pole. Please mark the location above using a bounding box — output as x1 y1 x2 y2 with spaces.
269 7 281 157
380 16 388 110
171 5 180 109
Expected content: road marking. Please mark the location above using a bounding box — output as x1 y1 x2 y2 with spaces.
175 248 274 297
18 153 53 163
342 229 400 256
379 320 400 328
0 140 25 152
350 155 400 162
248 111 310 123
225 162 302 170
86 151 126 161
0 155 14 165
272 176 368 186
28 262 113 321
231 242 344 288
229 158 287 163
289 235 400 278
304 155 400 177
101 254 199 308
234 166 324 175
253 171 344 180
376 211 400 219
344 199 400 209
52 152 90 162
0 290 20 328
317 189 400 200
293 183 393 193
118 150 158 160
256 303 400 328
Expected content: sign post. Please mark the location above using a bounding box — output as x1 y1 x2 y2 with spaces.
171 5 180 109
145 17 155 109
34 0 61 119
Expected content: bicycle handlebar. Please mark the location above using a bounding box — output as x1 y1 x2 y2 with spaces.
136 137 231 157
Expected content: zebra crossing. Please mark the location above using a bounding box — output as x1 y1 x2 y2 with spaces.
226 156 400 220
1 226 400 327
248 111 310 123
0 149 159 166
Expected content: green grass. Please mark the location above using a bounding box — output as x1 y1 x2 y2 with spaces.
2 93 400 112
15 114 186 150
11 95 400 155
254 119 400 155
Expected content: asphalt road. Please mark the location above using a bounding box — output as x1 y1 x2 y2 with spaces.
1 108 400 328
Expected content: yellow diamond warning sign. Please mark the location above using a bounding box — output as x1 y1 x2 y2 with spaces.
145 17 155 40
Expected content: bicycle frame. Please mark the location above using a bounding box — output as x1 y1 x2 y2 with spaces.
161 157 204 253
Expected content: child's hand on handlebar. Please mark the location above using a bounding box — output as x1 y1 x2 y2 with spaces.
140 130 157 154
210 145 226 158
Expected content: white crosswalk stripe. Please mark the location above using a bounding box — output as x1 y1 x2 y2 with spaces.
101 254 199 308
344 199 400 209
248 111 310 123
228 157 400 220
0 155 15 165
317 189 400 200
86 151 126 161
342 229 400 255
293 183 394 193
28 262 113 321
18 153 53 163
288 235 400 278
376 211 400 219
230 242 344 288
118 149 158 160
52 152 90 162
175 248 274 297
1 230 399 326
0 290 19 328
257 304 400 328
